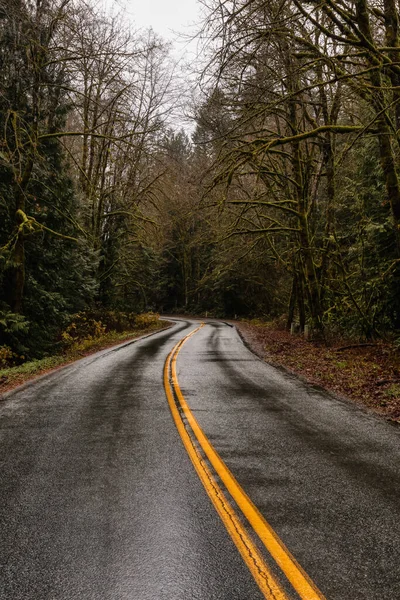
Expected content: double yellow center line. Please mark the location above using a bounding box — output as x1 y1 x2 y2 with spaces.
164 324 327 600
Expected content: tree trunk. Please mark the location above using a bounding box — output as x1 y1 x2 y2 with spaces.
11 228 25 314
287 273 297 330
10 155 34 313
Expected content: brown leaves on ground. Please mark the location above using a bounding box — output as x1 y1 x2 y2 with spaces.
235 321 400 423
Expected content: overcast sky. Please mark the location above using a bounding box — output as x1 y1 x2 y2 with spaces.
102 0 205 131
108 0 202 56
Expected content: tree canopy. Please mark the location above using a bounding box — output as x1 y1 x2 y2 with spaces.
1 0 400 359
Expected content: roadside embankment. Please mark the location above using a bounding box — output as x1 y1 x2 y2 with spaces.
235 320 400 423
0 317 170 396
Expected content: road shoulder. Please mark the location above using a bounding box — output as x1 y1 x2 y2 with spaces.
0 321 173 398
234 320 400 425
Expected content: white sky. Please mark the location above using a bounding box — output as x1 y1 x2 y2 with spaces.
108 0 202 55
102 0 205 132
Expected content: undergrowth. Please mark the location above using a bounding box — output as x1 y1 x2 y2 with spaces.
0 313 167 393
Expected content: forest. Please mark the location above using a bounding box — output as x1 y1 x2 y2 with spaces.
1 0 400 363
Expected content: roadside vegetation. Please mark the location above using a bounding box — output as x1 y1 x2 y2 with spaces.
0 312 166 393
2 1 400 408
237 320 400 422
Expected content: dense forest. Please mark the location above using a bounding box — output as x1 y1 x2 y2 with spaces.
1 0 400 361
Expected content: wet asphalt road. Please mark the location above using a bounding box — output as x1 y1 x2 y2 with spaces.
0 319 399 599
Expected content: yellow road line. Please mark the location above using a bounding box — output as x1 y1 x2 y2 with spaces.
168 325 327 600
164 327 288 600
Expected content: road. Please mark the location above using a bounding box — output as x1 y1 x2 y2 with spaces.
0 318 399 599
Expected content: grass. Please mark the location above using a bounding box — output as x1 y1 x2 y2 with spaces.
0 321 170 395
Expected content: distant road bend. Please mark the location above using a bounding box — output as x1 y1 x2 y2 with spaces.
0 318 399 599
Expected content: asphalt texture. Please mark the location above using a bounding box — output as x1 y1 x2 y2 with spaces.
0 319 399 599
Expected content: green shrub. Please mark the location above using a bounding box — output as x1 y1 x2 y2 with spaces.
0 306 30 355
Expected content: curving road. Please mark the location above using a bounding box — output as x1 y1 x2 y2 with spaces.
0 319 399 599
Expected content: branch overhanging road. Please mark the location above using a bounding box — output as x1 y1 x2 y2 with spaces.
0 319 399 599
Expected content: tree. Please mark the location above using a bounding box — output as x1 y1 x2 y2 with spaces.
195 0 400 336
0 0 175 355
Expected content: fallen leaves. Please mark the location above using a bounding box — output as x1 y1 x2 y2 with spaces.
236 321 400 423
